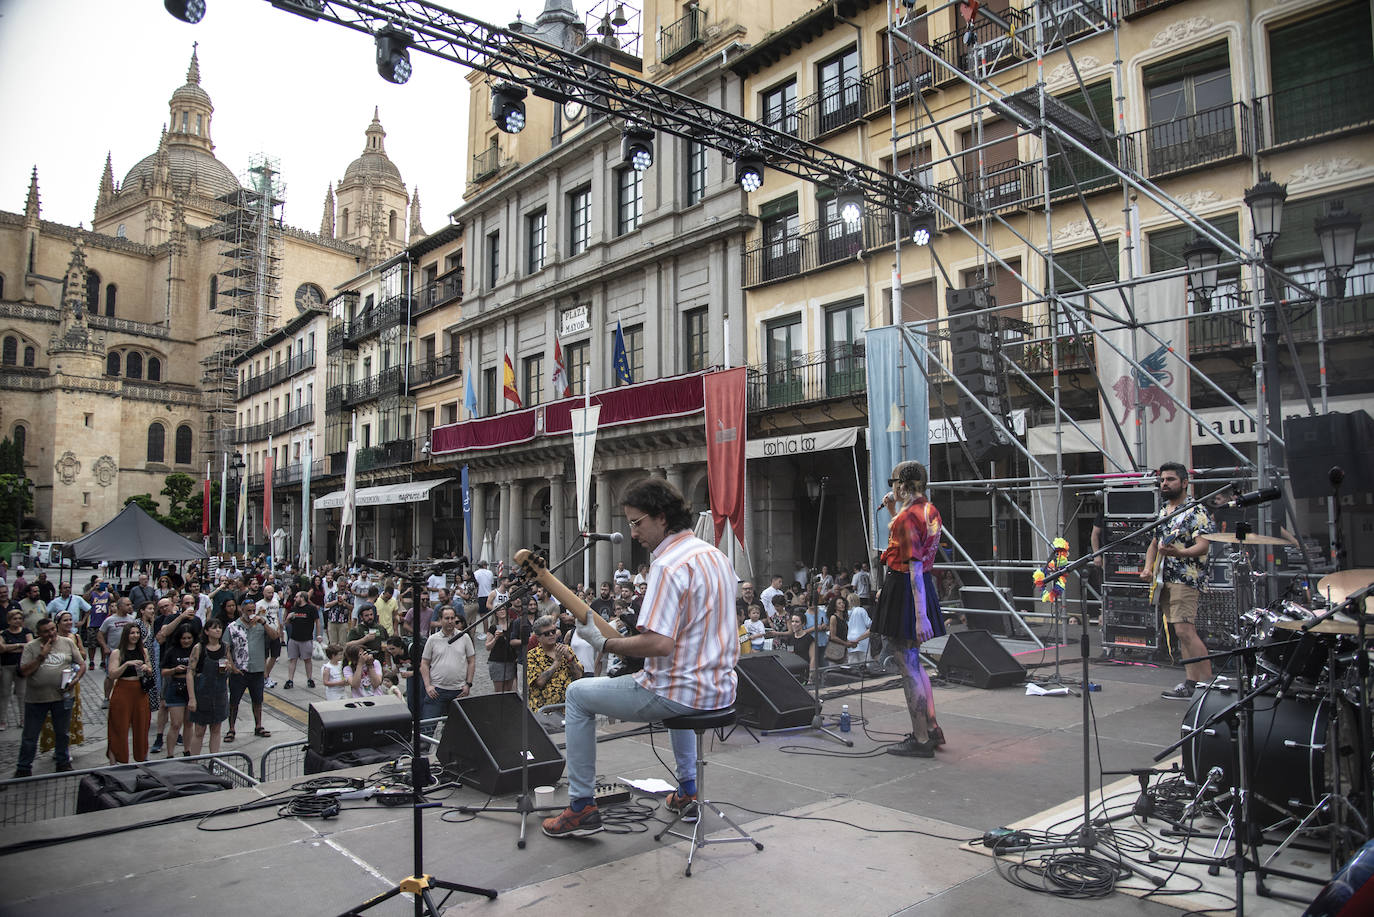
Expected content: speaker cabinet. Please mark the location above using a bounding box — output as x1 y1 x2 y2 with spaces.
308 695 411 755
937 630 1026 689
436 693 565 795
735 654 817 730
1285 411 1374 498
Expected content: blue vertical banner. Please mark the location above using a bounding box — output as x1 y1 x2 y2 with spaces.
865 325 929 550
460 464 472 560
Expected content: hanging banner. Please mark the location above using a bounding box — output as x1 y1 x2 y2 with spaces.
300 439 312 568
340 440 358 562
704 367 747 549
571 404 601 532
746 426 860 460
865 325 929 550
1093 276 1192 471
461 464 472 561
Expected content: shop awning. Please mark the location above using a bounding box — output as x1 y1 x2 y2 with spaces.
313 478 452 511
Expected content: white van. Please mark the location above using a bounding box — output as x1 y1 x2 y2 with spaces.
32 542 70 567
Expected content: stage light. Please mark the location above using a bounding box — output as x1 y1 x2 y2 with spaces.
375 25 413 85
838 189 864 227
621 127 655 172
164 0 206 23
735 156 765 193
491 83 528 134
906 207 935 245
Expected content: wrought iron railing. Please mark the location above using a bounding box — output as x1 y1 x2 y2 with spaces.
473 144 500 182
1120 101 1250 178
344 295 412 345
355 438 415 473
931 6 1030 84
938 159 1043 223
409 354 462 388
745 342 868 411
659 5 704 63
743 209 903 286
795 78 867 140
1254 68 1374 151
232 403 315 444
417 267 464 315
238 350 316 399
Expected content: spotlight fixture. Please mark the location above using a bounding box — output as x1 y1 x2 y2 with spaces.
906 207 935 245
735 156 766 193
164 0 206 23
837 189 865 227
621 127 655 172
491 83 528 134
375 25 413 85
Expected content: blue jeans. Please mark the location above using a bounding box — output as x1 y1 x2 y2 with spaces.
18 697 73 773
421 686 462 721
563 675 698 802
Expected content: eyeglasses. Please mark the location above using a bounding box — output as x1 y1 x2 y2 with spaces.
887 478 900 485
537 629 558 637
627 514 648 529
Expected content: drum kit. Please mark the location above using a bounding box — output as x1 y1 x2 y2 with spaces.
1167 564 1374 901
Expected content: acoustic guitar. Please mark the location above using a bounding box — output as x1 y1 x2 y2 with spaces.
514 548 621 640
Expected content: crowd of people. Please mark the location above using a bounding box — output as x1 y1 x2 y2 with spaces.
2 462 948 780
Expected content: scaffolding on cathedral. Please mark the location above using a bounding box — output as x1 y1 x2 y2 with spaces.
202 155 285 461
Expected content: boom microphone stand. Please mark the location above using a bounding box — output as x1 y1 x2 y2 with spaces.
340 558 496 917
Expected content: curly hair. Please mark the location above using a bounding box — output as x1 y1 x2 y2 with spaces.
620 477 693 532
892 460 928 498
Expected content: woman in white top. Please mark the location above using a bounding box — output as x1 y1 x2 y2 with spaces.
321 643 347 701
343 644 383 697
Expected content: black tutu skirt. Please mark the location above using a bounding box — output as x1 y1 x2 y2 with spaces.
873 570 945 642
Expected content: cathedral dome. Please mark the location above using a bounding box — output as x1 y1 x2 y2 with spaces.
121 146 241 200
341 109 405 188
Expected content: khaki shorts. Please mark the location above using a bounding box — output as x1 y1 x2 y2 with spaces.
1161 583 1200 625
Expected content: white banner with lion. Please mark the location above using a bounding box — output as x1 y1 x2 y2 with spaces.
1091 275 1192 471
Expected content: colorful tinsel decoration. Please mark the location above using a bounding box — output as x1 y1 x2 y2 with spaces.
1033 537 1071 602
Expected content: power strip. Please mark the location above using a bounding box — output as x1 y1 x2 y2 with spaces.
594 781 631 806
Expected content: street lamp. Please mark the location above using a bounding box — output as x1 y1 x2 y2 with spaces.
1244 171 1287 258
1315 201 1363 299
1182 235 1222 312
229 451 245 551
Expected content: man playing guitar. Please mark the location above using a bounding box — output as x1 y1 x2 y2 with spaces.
1141 462 1215 699
534 477 738 839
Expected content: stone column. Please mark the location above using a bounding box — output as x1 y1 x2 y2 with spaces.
594 473 614 586
549 473 564 567
508 478 525 560
666 464 686 499
496 481 511 566
471 482 486 561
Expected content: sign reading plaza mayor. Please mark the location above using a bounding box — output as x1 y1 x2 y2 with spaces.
560 305 589 336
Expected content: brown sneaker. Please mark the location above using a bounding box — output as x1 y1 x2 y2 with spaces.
542 804 603 838
665 791 699 823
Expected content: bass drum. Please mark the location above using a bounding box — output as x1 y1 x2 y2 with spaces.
1181 686 1332 824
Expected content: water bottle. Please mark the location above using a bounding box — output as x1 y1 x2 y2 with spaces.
839 704 851 733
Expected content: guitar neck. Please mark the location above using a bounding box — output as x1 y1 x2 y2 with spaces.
514 549 620 640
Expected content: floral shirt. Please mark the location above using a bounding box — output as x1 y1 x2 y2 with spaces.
525 643 582 711
1156 503 1215 592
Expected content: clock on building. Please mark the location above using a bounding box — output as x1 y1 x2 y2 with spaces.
562 100 585 124
295 283 324 313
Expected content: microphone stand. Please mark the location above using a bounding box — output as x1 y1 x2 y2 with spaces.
339 557 496 916
456 540 595 848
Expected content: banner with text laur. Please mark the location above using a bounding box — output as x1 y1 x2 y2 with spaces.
1090 275 1192 472
865 324 929 551
571 404 601 535
704 367 746 549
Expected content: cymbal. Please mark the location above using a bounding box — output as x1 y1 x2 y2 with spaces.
1275 618 1361 636
1207 531 1290 545
1317 569 1374 603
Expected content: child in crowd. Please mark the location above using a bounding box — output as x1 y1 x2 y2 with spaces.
321 644 347 701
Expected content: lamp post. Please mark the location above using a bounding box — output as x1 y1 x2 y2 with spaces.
1243 173 1289 558
1183 235 1222 313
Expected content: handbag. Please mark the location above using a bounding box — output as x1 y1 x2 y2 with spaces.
139 672 158 693
824 639 846 663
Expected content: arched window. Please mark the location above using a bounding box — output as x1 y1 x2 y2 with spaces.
1 336 15 365
105 283 117 316
342 208 350 237
147 422 165 463
0 273 6 299
209 274 217 311
106 352 121 375
22 346 34 368
126 351 143 380
85 270 100 314
175 424 193 464
147 357 161 382
13 425 25 459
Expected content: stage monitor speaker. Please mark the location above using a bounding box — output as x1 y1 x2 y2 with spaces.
937 629 1026 689
957 410 1012 461
1285 411 1374 497
436 692 565 795
308 695 411 755
735 654 817 730
947 284 995 315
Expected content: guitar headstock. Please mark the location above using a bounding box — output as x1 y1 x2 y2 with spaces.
514 548 549 576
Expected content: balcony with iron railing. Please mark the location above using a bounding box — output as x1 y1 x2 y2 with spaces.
658 5 704 64
327 438 416 476
1254 68 1374 152
938 158 1044 224
1119 101 1250 179
794 79 868 140
862 54 937 115
327 366 411 410
931 6 1030 85
1046 139 1126 202
232 403 315 445
416 267 464 316
345 294 414 345
746 342 868 412
744 209 900 287
473 144 500 182
409 353 462 389
237 349 317 399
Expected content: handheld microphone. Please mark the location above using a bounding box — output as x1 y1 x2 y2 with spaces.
1329 466 1345 488
582 532 624 544
1223 486 1282 508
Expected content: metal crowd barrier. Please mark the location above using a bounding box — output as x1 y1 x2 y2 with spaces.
0 752 257 826
258 716 447 785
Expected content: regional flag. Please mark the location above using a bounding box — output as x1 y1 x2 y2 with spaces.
613 320 633 385
503 352 522 407
551 337 571 398
464 356 479 418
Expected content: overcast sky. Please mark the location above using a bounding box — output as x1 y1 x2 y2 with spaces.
0 0 545 232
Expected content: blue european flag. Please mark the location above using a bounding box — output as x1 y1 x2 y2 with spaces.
613 319 633 385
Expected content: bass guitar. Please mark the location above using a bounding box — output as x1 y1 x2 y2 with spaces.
514 548 621 641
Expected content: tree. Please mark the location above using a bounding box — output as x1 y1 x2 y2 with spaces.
0 437 32 542
124 493 161 518
161 472 200 532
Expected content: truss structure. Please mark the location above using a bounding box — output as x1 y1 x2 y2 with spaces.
258 0 1335 619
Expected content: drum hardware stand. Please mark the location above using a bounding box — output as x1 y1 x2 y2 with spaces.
341 559 497 916
457 543 591 848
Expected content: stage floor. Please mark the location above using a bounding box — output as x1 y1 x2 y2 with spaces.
0 645 1321 916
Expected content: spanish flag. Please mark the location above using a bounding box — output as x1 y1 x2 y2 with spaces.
503 352 522 407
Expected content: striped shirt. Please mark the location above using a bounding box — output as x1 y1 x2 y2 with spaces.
632 529 739 710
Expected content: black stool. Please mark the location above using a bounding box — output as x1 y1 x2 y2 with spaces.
653 707 763 876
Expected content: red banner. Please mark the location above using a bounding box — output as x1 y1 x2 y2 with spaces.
703 367 746 549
